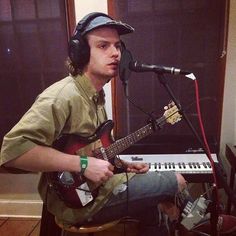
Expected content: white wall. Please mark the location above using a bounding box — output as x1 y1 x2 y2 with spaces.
73 0 113 120
220 1 236 157
74 0 108 23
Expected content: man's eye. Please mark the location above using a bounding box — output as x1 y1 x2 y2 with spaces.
99 44 107 49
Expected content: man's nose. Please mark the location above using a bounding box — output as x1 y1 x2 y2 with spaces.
111 45 120 57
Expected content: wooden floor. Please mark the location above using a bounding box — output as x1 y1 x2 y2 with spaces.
0 216 211 236
0 217 139 236
0 217 140 236
0 218 140 236
0 216 214 236
0 218 202 236
0 217 41 236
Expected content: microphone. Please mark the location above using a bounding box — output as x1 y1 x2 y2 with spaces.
129 60 191 75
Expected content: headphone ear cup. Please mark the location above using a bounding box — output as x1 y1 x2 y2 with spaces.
68 36 90 69
120 40 126 52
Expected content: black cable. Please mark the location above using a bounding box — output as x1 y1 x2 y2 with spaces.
122 84 155 118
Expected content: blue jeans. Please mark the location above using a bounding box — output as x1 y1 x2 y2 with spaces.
90 171 178 229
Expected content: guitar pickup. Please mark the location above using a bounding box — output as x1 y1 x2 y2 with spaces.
58 172 75 185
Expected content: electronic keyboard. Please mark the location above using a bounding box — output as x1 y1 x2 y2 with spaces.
119 153 218 182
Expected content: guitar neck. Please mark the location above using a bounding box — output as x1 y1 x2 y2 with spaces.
106 116 166 159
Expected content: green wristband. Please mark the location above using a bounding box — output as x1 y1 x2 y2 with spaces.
80 156 88 175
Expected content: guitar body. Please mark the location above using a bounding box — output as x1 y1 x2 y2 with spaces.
47 120 115 209
47 102 181 209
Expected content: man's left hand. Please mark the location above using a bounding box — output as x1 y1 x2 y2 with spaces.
125 162 149 173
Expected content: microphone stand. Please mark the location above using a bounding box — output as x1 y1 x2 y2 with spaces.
156 72 219 236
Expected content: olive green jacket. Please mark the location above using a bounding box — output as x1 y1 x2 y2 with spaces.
0 74 134 226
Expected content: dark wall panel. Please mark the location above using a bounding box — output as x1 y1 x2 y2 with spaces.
111 0 227 154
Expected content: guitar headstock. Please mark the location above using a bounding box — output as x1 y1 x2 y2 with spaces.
163 101 182 125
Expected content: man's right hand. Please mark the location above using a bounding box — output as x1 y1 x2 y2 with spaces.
83 156 114 183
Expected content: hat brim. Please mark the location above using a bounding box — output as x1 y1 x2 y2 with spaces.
82 16 134 36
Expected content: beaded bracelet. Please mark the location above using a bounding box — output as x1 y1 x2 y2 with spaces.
80 156 88 175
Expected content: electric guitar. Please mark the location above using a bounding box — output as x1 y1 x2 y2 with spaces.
47 102 182 208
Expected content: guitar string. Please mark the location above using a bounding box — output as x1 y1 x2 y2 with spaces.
95 110 179 162
105 120 161 160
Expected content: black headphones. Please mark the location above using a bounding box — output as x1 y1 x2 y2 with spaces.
68 12 113 70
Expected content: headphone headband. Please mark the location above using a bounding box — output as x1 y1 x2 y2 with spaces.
68 12 133 72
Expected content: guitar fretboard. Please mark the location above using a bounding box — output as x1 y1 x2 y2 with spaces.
105 117 166 159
